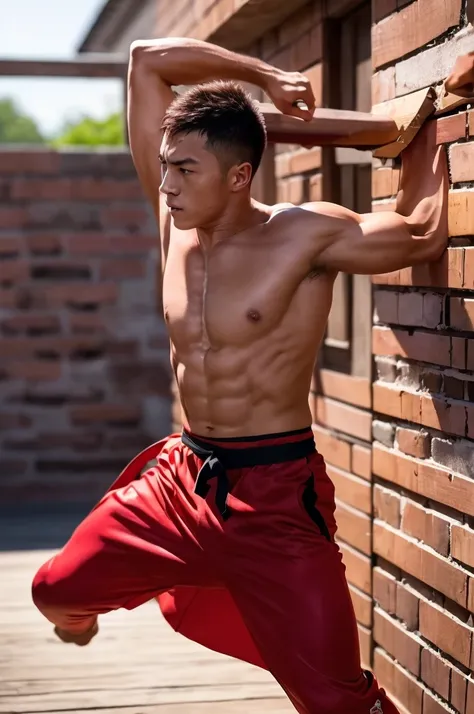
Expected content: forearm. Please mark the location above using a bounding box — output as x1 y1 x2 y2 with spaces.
130 37 277 92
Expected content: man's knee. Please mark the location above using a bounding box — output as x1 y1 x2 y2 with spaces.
32 556 83 618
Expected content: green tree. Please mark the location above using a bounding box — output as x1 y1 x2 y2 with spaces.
0 98 45 144
52 112 125 147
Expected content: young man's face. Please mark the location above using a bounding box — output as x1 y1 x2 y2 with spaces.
159 131 233 231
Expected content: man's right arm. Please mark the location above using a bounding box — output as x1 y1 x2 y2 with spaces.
127 38 317 211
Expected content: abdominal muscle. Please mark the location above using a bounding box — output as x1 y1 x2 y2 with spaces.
172 317 326 438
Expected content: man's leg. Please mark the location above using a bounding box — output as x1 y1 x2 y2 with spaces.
32 439 215 638
223 453 400 714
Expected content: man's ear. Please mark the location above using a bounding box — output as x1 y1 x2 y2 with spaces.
228 162 253 192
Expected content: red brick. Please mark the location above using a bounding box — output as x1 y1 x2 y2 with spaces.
358 622 371 670
0 288 17 308
373 442 474 517
311 424 351 470
70 404 141 426
317 369 371 409
328 465 371 514
0 207 28 228
450 141 474 183
350 585 372 628
309 173 322 201
468 680 474 714
43 283 118 309
452 337 467 370
0 150 60 173
420 393 466 437
6 360 61 381
26 234 62 256
0 413 32 429
463 248 474 289
374 289 399 323
0 313 60 336
374 608 421 676
68 313 105 334
401 501 450 556
423 689 452 714
373 0 397 24
374 522 468 607
372 326 451 366
436 114 467 145
335 501 371 554
340 542 371 594
100 258 146 280
102 207 150 230
372 0 462 69
374 484 401 528
451 668 468 714
0 336 104 360
375 648 423 714
352 445 371 480
450 298 474 334
449 191 474 237
419 599 472 668
373 567 397 614
0 259 28 284
0 236 21 257
372 67 396 105
396 582 419 630
379 248 464 289
396 427 429 458
372 167 397 199
314 397 371 441
451 525 474 569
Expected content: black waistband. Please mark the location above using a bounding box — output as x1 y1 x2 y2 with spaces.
181 430 315 521
181 430 315 469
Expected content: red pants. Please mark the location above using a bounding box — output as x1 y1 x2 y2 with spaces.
32 428 399 714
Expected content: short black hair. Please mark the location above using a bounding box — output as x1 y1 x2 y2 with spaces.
161 80 267 177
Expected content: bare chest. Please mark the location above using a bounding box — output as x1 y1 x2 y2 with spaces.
162 234 306 348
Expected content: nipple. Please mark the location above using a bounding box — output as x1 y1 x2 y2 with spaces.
247 309 262 322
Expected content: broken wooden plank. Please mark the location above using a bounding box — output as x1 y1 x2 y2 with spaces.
260 103 400 147
372 87 436 158
434 87 474 115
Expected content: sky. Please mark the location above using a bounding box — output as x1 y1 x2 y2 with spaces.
0 0 123 136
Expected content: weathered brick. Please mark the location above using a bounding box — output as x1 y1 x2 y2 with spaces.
70 404 141 426
449 191 474 237
450 142 474 183
396 427 430 458
419 599 472 668
26 234 62 256
436 114 467 145
372 67 396 105
373 441 474 516
396 582 419 631
372 0 462 69
423 681 452 713
431 437 474 477
339 542 371 594
372 326 451 367
100 258 147 280
374 289 399 324
0 236 21 257
0 259 29 284
373 567 397 614
374 647 423 714
451 525 474 569
400 500 450 556
374 484 401 528
374 607 421 676
451 668 468 714
0 313 61 336
327 465 371 514
374 521 468 606
311 424 351 471
314 397 371 441
375 356 397 383
351 445 371 481
5 360 61 381
421 647 451 699
335 501 371 554
450 297 474 331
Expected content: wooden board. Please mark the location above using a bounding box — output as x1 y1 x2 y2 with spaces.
0 524 291 714
372 87 436 158
260 103 399 147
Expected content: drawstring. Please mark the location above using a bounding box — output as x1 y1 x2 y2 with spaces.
181 432 231 520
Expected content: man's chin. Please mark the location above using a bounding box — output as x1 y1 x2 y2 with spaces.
170 210 193 229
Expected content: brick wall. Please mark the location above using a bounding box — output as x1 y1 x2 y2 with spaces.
371 1 474 712
0 149 171 505
157 1 474 707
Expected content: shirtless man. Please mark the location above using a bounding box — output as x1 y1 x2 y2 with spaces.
32 38 451 714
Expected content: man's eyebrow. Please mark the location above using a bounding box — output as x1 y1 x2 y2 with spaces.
159 155 199 166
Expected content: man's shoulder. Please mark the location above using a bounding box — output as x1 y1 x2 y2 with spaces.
267 201 352 236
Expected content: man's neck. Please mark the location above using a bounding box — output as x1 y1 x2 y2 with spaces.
196 199 269 249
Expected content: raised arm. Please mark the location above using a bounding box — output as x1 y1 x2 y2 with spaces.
127 37 316 210
303 119 449 275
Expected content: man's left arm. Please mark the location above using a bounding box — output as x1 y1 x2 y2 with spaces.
303 120 449 275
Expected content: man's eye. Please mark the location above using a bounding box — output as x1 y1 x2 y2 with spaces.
180 168 191 175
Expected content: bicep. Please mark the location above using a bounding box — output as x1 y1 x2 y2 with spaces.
127 50 175 209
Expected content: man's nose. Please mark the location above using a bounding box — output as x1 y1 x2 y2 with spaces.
159 171 179 195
